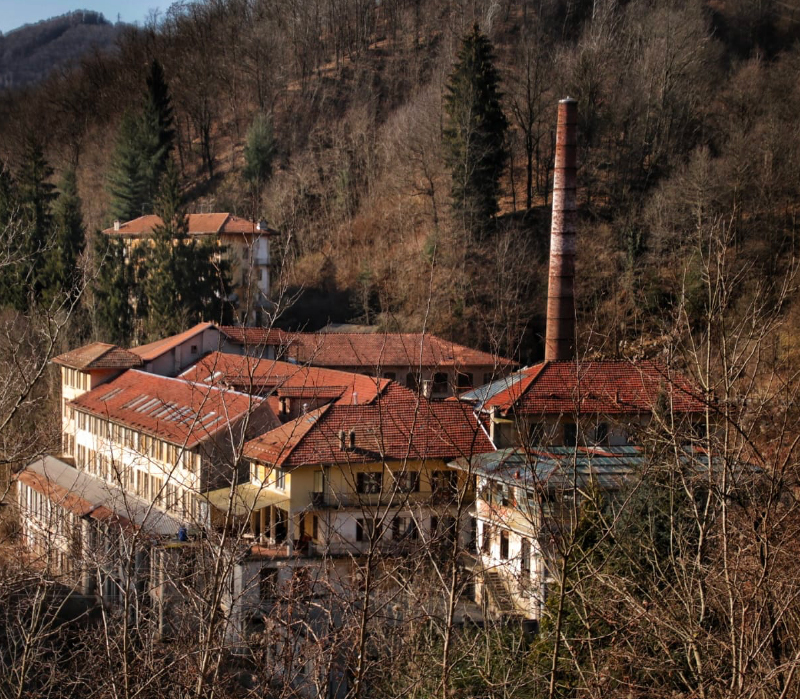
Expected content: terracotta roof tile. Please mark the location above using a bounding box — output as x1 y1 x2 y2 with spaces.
53 342 144 370
244 383 495 468
474 360 706 415
102 213 278 238
69 369 274 449
221 329 513 370
178 352 389 405
130 322 217 362
218 325 295 347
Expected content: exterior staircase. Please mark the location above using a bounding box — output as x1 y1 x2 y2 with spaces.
483 570 523 620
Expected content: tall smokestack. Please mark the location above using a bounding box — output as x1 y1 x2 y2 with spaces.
544 98 577 362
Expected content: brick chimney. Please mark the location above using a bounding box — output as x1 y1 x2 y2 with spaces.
544 98 578 362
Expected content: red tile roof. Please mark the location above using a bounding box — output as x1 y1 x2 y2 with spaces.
243 383 495 468
69 369 275 449
179 352 390 406
222 329 513 370
53 342 144 370
102 213 278 238
130 322 218 362
218 325 295 348
475 360 706 416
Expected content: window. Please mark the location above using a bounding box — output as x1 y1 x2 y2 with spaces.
432 372 449 394
483 372 494 386
260 567 278 600
190 344 198 355
594 422 609 445
481 524 492 553
356 472 382 494
431 470 457 496
312 515 319 540
356 518 382 542
456 372 473 389
274 468 286 490
392 516 418 541
383 371 396 380
392 471 419 493
405 372 419 391
564 423 577 447
521 538 531 578
527 422 544 446
500 530 509 559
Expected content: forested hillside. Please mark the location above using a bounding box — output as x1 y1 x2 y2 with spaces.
0 0 799 363
0 11 123 90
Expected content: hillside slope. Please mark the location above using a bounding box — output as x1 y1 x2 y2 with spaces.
0 10 123 90
0 0 798 366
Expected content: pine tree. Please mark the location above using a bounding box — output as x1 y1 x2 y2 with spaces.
142 163 185 340
142 58 176 204
93 234 133 345
107 110 148 222
5 137 57 309
146 59 175 167
42 168 85 305
444 24 508 237
107 62 176 224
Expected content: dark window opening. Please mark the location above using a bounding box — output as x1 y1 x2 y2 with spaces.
356 472 382 494
406 372 419 391
260 567 277 600
383 371 396 381
392 516 418 541
356 518 382 542
481 525 492 553
432 372 449 393
500 530 509 559
564 423 577 447
595 422 609 445
456 372 473 389
393 471 420 493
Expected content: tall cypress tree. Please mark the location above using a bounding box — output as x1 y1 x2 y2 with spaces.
42 168 85 305
444 24 508 237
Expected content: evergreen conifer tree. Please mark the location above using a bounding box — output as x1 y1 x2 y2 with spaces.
243 113 276 189
444 24 508 237
108 61 176 225
42 168 85 305
142 163 185 340
141 58 176 206
107 111 148 222
145 59 175 172
93 234 133 345
6 137 57 309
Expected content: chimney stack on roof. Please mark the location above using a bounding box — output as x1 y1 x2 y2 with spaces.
544 98 578 362
113 220 120 231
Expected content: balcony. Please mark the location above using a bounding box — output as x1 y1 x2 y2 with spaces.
310 488 472 509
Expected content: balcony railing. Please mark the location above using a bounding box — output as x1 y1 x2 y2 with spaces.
310 488 472 509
